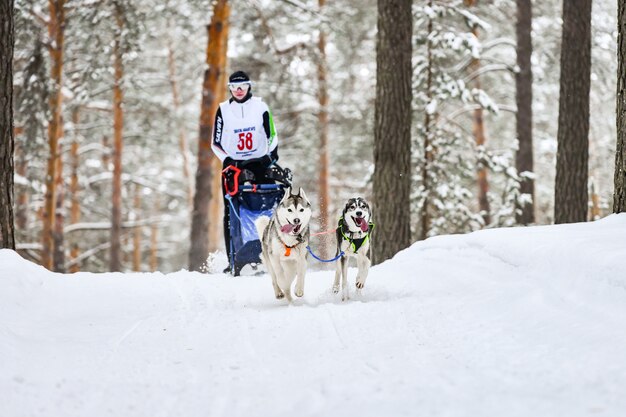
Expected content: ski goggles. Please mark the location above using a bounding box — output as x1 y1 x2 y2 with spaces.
228 82 251 92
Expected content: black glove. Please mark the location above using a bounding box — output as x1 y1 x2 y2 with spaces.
224 157 239 168
259 154 273 167
240 155 273 168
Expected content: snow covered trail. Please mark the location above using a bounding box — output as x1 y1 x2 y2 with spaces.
2 215 626 417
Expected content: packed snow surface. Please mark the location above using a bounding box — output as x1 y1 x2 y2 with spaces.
2 215 626 417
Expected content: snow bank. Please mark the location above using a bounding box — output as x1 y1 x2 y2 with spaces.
1 215 626 417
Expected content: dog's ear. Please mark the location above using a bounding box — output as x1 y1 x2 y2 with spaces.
280 187 291 203
299 188 310 205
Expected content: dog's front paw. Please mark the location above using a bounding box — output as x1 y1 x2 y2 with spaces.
332 285 339 294
356 281 365 289
295 289 304 297
275 291 285 299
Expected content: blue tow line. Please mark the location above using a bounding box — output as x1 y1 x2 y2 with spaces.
306 246 344 263
228 193 342 263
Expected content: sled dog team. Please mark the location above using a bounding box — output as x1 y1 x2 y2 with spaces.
255 188 374 302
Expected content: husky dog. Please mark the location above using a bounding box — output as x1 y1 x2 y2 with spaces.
333 197 374 300
255 188 312 302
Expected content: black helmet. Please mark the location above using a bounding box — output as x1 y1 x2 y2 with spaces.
228 71 251 84
228 71 253 103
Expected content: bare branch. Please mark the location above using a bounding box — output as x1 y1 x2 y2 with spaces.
464 63 515 83
249 0 311 56
64 217 168 234
442 103 516 123
65 241 110 268
27 7 49 27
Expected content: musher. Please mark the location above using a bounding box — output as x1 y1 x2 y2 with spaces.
211 70 279 271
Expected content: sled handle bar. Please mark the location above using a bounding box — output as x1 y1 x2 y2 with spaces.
239 184 284 192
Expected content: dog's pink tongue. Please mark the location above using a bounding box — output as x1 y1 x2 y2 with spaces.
360 221 369 232
281 224 295 234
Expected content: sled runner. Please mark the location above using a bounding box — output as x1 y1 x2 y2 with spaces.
222 164 292 276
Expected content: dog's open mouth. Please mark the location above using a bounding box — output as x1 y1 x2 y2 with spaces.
352 216 369 232
280 223 302 234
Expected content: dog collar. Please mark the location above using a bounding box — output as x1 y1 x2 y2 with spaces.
276 222 306 256
282 236 305 256
338 217 375 253
283 243 296 257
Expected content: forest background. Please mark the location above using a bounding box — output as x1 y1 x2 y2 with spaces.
6 0 621 272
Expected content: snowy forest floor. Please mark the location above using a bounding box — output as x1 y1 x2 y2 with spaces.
2 215 626 417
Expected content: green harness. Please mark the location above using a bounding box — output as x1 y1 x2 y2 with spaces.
338 217 375 253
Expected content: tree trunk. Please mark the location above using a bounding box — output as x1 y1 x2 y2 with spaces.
110 4 124 271
133 184 141 271
419 1 434 241
554 0 592 224
515 0 535 225
15 133 27 232
207 156 223 252
207 82 227 253
52 131 65 272
189 0 230 271
167 42 194 209
102 135 110 169
42 0 66 268
317 0 330 258
0 0 15 250
69 113 80 272
150 223 158 271
471 59 490 226
150 195 159 272
615 0 626 213
465 0 491 226
373 0 412 264
589 181 601 220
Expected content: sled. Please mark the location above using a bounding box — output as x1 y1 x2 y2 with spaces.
223 164 291 276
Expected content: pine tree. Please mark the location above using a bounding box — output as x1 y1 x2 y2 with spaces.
554 0 592 223
413 2 513 239
0 0 16 250
68 109 80 272
109 0 125 272
616 0 626 213
464 0 491 225
373 0 412 264
317 0 331 258
42 0 66 269
515 0 535 225
14 35 47 241
189 0 230 271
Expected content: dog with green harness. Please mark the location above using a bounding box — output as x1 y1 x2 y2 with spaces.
333 197 375 300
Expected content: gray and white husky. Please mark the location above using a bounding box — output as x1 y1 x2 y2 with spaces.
333 197 374 300
255 187 312 302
